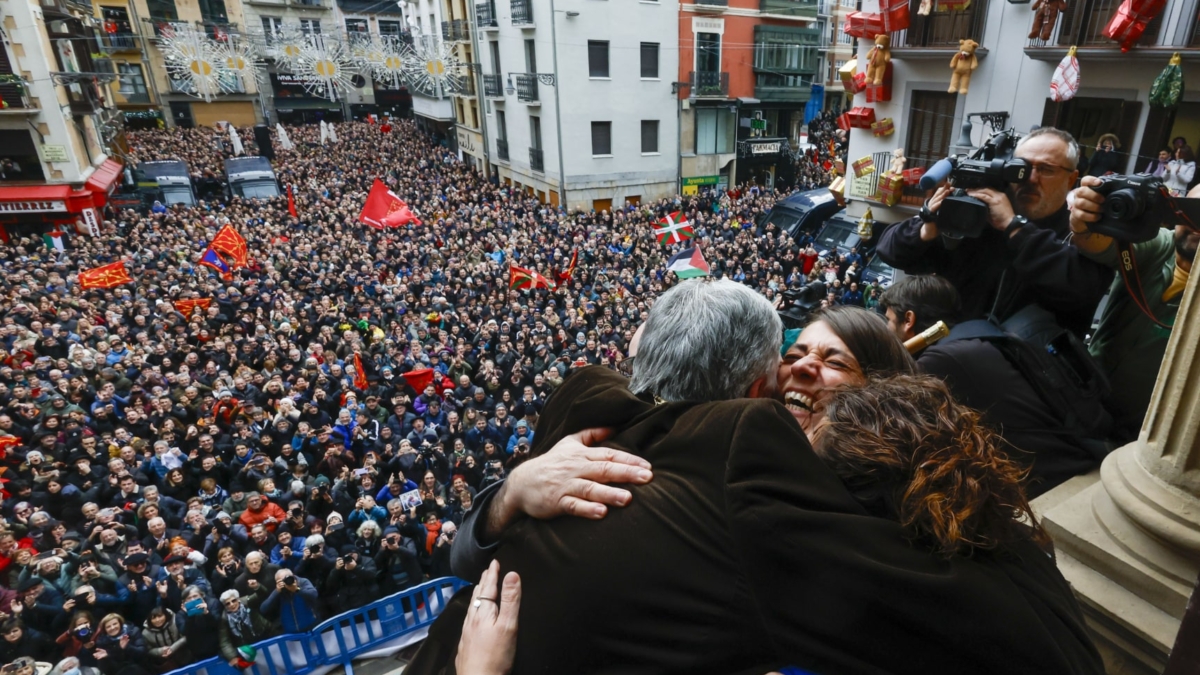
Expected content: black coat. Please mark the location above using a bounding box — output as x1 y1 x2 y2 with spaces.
410 367 1103 675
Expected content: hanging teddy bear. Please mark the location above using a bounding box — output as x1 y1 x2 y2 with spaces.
1029 0 1068 41
948 39 979 94
865 35 891 87
888 148 907 177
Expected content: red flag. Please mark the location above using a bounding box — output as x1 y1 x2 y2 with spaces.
174 298 212 316
402 367 434 393
0 436 20 459
509 265 555 291
210 224 249 268
555 249 579 285
287 184 298 218
380 204 421 227
353 353 369 391
380 123 392 133
78 261 133 289
359 179 411 229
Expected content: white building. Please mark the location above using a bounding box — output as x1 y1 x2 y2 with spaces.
474 0 679 210
843 0 1200 226
404 0 457 137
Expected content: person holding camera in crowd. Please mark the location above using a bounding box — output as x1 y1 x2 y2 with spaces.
878 127 1113 335
1068 178 1200 441
259 570 318 634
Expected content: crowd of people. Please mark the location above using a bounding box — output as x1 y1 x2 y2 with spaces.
0 114 853 675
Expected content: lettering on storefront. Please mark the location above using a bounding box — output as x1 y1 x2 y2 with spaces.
458 130 477 153
751 142 781 155
0 200 68 213
40 145 69 163
81 207 100 236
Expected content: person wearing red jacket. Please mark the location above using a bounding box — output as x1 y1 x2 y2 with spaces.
237 493 287 533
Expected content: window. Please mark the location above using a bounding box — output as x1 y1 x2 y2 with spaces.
904 90 958 169
489 40 501 74
838 30 853 45
640 42 659 78
0 130 45 182
641 120 658 153
261 16 283 36
497 110 507 139
588 40 610 78
754 29 818 72
592 121 612 155
100 6 133 34
525 38 537 72
696 33 720 73
378 20 402 37
696 107 735 154
530 115 543 150
117 62 148 102
300 19 321 35
146 0 177 22
346 19 369 34
198 0 228 24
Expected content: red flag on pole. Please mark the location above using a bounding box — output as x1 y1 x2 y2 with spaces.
402 367 434 393
78 261 133 289
358 179 412 229
210 224 249 268
287 184 298 218
353 353 369 391
555 249 579 286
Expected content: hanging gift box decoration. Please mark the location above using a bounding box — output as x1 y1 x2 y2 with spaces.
847 106 877 128
843 11 887 39
1049 45 1081 102
881 0 912 32
829 176 847 206
876 174 905 206
833 158 846 175
901 167 926 185
837 111 853 131
852 155 876 178
871 118 895 137
865 63 893 102
838 57 860 92
857 208 875 239
1149 52 1184 109
1102 0 1168 52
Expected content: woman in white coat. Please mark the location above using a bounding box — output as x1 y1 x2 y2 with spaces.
1163 145 1196 196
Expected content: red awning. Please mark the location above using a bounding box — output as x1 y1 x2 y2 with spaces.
0 185 74 214
84 159 123 207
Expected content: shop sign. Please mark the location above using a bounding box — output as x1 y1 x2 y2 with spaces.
0 200 68 213
750 142 781 155
81 207 101 236
40 145 69 163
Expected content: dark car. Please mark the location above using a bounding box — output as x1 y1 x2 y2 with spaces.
759 188 843 241
814 213 897 287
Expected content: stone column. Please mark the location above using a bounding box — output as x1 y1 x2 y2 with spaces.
1036 255 1200 675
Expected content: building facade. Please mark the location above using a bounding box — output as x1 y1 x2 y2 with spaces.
403 0 457 139
677 0 822 193
443 0 485 171
331 0 414 121
239 0 339 124
0 0 124 239
474 0 679 210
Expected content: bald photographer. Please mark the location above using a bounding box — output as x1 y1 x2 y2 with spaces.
878 127 1113 335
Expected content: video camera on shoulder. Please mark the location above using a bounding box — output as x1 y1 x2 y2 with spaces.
778 281 827 329
920 130 1029 239
1087 174 1200 243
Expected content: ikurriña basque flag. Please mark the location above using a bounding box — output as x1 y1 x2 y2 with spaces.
653 212 694 245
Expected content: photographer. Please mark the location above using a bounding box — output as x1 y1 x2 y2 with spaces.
1069 177 1200 441
294 535 335 596
372 527 422 596
324 550 377 616
878 127 1112 336
259 570 319 633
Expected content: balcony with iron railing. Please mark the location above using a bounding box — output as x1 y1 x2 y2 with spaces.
514 73 539 103
496 138 509 161
483 73 504 98
97 32 143 53
511 0 534 26
694 0 729 12
1024 0 1196 59
0 77 38 113
455 72 476 97
441 19 469 42
892 0 988 52
761 0 819 19
689 70 730 97
530 146 544 172
291 0 327 8
477 0 498 28
40 0 93 19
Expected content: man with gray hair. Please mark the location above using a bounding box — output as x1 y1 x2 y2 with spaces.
410 279 794 675
877 125 1112 335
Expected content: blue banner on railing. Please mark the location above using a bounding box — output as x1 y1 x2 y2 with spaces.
165 577 468 675
804 85 825 125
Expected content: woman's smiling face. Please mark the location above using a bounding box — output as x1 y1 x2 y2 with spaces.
777 321 866 436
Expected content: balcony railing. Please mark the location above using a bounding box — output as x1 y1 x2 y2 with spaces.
293 0 325 7
482 73 503 98
456 73 476 96
761 0 818 19
695 0 729 9
98 33 142 52
817 0 833 17
514 73 538 102
690 70 730 97
477 1 498 28
529 146 544 172
497 138 509 161
441 19 469 41
511 0 534 26
894 0 987 49
0 77 35 111
1026 0 1163 48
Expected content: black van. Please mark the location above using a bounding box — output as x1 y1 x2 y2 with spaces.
759 188 843 241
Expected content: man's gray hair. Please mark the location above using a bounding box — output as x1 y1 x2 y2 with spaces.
630 279 782 402
1019 127 1079 169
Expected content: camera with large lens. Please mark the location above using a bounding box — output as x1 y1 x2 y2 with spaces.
919 131 1029 239
778 280 827 329
1087 174 1187 244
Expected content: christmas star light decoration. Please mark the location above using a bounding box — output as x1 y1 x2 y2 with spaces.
269 25 308 72
215 32 264 86
401 35 464 97
157 24 227 101
294 36 356 101
354 35 407 90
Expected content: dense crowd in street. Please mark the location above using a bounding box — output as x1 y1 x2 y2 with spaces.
0 114 848 675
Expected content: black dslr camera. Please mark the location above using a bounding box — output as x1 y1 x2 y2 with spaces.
920 130 1030 239
1088 175 1200 244
778 281 827 329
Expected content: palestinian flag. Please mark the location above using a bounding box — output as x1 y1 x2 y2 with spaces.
667 247 711 279
653 212 694 246
78 261 133 289
43 231 65 252
509 265 555 291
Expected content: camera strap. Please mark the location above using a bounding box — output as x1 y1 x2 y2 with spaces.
1115 241 1172 330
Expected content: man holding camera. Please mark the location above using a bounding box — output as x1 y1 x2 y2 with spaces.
260 569 320 633
879 127 1112 335
1069 178 1200 441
